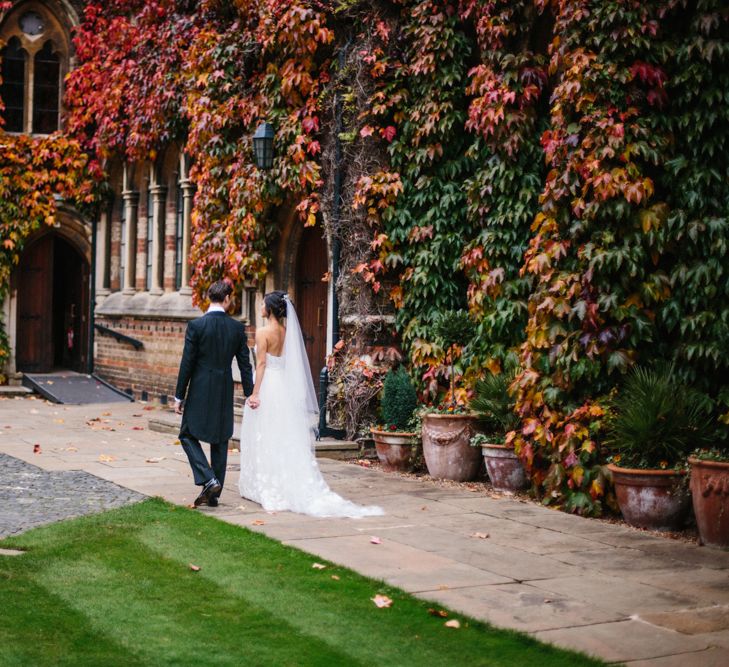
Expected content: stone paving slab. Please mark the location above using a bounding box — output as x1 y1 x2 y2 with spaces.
535 619 712 664
625 646 729 667
415 582 623 633
2 396 729 665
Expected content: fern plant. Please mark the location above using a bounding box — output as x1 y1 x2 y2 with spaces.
380 367 418 432
605 364 715 469
469 372 519 444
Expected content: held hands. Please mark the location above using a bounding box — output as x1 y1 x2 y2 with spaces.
247 394 260 410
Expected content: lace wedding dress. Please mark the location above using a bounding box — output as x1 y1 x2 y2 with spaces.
238 299 383 518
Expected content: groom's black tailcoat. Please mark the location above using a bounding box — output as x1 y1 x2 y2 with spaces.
175 311 254 444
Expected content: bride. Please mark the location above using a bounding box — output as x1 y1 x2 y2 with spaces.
238 291 383 518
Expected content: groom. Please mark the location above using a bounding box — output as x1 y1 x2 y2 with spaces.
175 279 254 507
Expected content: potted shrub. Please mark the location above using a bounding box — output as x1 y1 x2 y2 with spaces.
421 310 481 481
689 395 729 547
370 367 420 472
605 365 714 531
470 372 526 493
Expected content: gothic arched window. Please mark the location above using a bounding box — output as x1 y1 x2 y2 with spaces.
0 5 69 134
0 37 27 132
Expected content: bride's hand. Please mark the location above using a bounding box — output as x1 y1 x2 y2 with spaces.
247 394 260 409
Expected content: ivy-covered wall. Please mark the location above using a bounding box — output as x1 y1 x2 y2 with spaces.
2 0 727 514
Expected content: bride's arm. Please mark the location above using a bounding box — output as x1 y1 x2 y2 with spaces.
247 330 268 409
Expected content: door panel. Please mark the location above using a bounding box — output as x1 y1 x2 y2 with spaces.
16 235 54 372
295 227 328 393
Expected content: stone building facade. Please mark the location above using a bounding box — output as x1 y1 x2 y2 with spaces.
2 0 338 406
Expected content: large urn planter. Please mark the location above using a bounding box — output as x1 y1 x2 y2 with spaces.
370 429 420 472
481 443 527 493
608 464 691 531
688 457 729 548
421 413 481 481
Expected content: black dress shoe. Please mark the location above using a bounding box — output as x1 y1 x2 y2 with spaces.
207 496 219 507
194 477 222 507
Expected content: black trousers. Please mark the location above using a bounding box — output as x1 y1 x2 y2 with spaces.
180 435 228 490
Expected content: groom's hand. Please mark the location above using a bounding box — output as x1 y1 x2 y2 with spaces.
174 398 183 415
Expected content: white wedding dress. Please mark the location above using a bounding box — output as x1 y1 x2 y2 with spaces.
238 299 383 518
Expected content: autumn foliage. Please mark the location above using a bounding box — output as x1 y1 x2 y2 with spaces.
2 0 728 514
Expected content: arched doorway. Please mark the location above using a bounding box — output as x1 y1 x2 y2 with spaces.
16 233 89 373
295 226 329 393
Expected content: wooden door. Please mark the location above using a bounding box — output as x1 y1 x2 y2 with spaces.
16 235 54 372
295 226 328 393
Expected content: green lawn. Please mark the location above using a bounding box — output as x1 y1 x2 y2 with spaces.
0 499 603 666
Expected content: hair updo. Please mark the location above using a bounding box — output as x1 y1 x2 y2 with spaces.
264 290 287 320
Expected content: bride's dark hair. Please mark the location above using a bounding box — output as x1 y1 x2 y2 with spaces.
264 291 288 320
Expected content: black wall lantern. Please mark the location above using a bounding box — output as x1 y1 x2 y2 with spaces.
253 122 274 170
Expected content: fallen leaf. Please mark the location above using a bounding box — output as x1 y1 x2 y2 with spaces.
251 520 266 526
99 454 117 462
470 532 490 539
145 457 165 463
143 406 155 411
421 506 428 511
235 505 246 511
187 503 196 509
437 585 449 590
65 446 78 452
371 594 393 608
189 564 201 572
444 619 461 629
46 380 54 385
312 563 327 570
53 418 64 424
102 412 112 416
132 426 145 431
33 444 41 454
331 575 340 581
132 414 143 417
428 608 448 618
543 599 553 604
173 440 181 445
370 536 382 545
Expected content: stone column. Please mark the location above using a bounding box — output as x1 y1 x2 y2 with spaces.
95 207 111 305
121 190 139 296
149 184 167 296
164 187 177 292
179 177 195 296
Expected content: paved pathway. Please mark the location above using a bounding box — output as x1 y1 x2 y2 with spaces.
0 452 143 537
1 396 728 665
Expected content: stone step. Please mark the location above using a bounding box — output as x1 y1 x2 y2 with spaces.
148 412 359 460
0 385 33 397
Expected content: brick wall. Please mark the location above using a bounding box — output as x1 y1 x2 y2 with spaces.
94 315 254 405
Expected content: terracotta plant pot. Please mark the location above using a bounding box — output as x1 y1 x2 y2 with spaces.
421 413 481 481
688 457 729 548
481 443 527 493
608 464 691 531
370 428 420 472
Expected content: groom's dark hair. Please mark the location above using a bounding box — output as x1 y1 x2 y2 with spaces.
208 280 233 303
